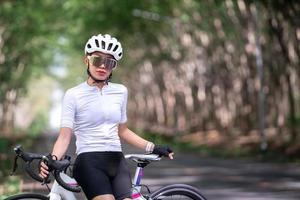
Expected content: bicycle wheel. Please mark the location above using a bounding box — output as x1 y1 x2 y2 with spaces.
4 193 49 200
150 184 207 200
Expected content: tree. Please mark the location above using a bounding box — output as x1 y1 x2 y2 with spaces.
0 0 64 136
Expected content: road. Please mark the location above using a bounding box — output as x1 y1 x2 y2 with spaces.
20 133 300 200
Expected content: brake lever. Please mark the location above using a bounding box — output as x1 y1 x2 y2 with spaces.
10 155 19 175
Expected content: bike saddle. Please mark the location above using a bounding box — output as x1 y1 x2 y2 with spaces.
125 154 161 164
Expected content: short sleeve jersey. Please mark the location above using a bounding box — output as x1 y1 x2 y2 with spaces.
60 81 128 155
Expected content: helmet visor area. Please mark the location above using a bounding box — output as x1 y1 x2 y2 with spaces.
87 55 117 70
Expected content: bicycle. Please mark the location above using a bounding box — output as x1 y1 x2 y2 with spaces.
5 145 207 200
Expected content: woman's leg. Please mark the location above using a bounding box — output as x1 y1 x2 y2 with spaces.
112 156 132 200
92 194 116 200
73 152 117 200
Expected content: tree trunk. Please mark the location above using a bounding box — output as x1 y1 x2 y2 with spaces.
286 72 297 141
0 89 17 137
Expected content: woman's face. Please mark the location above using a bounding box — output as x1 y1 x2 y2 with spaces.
85 51 117 81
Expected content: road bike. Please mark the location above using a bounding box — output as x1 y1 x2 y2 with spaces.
5 145 207 200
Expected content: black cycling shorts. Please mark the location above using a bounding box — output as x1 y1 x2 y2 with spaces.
73 152 132 200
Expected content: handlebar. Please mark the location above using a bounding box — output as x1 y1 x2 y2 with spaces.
11 146 166 193
11 145 49 183
11 145 81 193
42 154 81 193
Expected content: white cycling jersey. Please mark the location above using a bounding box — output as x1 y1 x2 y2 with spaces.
61 81 128 154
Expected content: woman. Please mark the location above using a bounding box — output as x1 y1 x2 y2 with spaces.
39 34 174 200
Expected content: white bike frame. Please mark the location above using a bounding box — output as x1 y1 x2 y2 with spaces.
49 173 77 200
131 164 146 200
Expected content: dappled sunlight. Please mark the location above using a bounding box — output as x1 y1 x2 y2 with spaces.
181 127 289 148
127 1 300 157
181 130 225 146
1 1 300 200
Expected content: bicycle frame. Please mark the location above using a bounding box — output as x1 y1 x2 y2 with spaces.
48 159 149 200
9 147 207 200
49 173 77 200
131 165 146 200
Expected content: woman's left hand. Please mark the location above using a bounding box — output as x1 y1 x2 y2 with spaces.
152 145 174 159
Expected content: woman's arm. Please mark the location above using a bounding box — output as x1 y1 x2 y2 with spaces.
118 123 149 150
118 123 174 159
51 127 73 160
40 127 72 178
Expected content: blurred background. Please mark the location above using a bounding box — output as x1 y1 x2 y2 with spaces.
0 0 299 198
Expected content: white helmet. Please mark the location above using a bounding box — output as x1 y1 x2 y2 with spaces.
84 34 123 61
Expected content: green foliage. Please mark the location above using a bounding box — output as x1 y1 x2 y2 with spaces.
60 0 183 69
0 176 21 199
0 138 12 176
27 111 48 137
0 0 63 90
0 0 65 135
0 138 9 152
0 136 38 191
0 0 299 158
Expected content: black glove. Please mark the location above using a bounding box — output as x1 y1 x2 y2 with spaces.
152 145 173 157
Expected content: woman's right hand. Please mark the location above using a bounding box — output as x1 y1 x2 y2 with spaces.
39 161 49 179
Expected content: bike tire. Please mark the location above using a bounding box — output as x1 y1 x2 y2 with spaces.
150 184 207 200
4 193 49 200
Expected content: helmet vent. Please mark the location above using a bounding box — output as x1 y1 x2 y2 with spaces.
107 43 113 50
87 44 91 48
113 45 119 52
118 52 122 57
95 39 99 47
101 41 105 49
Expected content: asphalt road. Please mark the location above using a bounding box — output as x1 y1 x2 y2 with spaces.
19 133 300 200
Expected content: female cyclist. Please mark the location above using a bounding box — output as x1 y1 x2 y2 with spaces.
39 34 174 200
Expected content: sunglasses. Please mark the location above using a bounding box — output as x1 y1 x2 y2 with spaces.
87 55 117 70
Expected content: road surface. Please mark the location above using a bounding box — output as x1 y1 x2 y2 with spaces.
18 133 300 200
